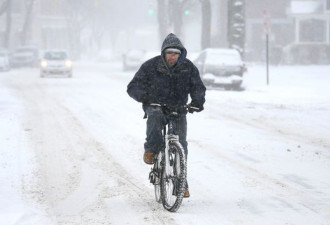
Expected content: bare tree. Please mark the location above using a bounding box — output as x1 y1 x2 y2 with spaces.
157 0 168 43
21 0 34 45
200 0 211 49
156 0 188 42
157 0 211 50
66 0 92 59
0 0 11 48
168 0 189 38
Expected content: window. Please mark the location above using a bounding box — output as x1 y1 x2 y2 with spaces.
299 19 326 42
327 0 330 11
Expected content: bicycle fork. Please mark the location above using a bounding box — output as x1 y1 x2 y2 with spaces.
164 135 179 175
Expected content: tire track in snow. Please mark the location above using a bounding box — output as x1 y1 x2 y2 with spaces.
190 138 330 218
4 74 181 225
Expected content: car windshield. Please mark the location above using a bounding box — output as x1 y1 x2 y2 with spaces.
206 52 242 65
44 52 68 60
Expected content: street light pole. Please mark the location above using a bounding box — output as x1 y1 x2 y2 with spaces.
266 32 269 85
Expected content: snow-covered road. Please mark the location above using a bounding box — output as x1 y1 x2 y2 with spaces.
1 62 329 225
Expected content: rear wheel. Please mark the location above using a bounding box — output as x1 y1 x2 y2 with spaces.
160 141 186 212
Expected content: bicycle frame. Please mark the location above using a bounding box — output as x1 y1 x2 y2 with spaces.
149 103 194 212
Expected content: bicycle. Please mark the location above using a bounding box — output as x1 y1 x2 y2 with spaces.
148 103 199 212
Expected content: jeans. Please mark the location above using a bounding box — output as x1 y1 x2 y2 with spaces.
144 106 188 155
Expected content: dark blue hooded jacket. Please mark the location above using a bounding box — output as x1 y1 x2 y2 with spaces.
127 33 206 108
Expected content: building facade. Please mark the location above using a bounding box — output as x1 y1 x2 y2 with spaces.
0 0 77 56
214 0 330 64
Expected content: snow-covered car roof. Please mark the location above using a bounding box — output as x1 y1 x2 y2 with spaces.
202 48 243 66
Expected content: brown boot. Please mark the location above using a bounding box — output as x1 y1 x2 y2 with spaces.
183 188 190 198
143 152 154 165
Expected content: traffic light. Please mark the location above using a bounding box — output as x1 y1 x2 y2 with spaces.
148 9 154 15
184 9 190 15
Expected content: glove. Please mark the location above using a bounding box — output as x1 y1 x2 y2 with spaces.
188 102 204 113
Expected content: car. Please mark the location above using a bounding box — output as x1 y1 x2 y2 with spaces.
0 50 10 71
194 48 246 90
122 49 146 71
11 46 39 68
40 50 72 78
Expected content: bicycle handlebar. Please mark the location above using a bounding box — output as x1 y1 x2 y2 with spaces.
149 103 201 114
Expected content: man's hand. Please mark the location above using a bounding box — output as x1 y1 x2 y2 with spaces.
188 102 204 113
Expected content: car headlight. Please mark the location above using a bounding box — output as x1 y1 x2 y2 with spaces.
65 60 72 68
40 60 47 68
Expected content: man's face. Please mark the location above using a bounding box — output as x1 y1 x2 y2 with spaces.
165 52 180 67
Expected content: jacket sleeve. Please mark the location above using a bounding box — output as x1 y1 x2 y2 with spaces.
189 65 206 106
127 64 150 103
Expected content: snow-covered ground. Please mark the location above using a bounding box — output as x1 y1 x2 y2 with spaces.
0 62 329 225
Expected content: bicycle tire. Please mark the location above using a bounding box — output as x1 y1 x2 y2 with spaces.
154 152 162 203
160 140 186 212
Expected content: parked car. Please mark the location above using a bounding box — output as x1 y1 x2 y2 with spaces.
40 50 72 78
0 50 10 71
11 46 39 68
122 49 146 71
194 48 246 90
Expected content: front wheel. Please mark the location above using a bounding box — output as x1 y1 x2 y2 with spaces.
160 141 186 212
154 152 162 203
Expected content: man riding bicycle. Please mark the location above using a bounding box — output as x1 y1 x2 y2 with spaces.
127 33 206 198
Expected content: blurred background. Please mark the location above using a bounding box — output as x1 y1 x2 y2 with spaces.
0 0 330 64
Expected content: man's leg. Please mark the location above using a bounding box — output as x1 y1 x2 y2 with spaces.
173 114 188 155
144 106 167 155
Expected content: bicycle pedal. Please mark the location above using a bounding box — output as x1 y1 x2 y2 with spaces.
149 171 155 184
